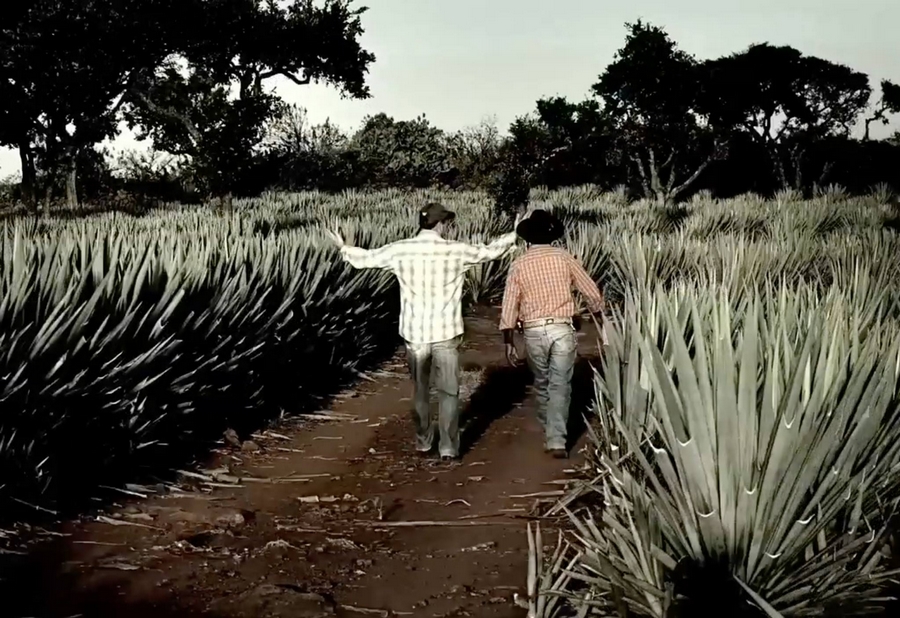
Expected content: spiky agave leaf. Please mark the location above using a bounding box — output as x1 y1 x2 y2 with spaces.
559 281 900 617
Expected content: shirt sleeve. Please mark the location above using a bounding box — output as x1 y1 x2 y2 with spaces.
499 263 522 332
568 255 604 314
460 231 518 265
340 243 394 270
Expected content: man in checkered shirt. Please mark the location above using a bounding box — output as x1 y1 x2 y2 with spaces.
500 209 604 458
327 203 521 461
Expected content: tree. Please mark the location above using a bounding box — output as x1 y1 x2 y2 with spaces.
444 117 503 188
123 0 375 205
0 0 188 209
350 113 451 187
704 43 871 190
0 3 46 210
593 21 723 204
0 42 38 209
260 103 356 191
126 67 279 201
486 148 531 219
507 97 616 189
864 80 900 141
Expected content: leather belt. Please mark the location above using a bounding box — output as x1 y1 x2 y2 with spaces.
521 317 573 329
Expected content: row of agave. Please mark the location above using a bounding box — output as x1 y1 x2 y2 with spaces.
0 187 896 537
525 192 900 614
0 207 406 519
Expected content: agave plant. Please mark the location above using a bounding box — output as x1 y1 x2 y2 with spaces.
553 281 900 617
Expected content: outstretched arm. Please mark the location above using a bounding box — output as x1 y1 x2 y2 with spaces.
460 211 526 265
326 228 394 270
460 231 518 265
340 244 394 270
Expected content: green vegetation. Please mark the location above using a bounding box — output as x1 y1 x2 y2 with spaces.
4 8 900 210
4 191 900 618
4 3 900 615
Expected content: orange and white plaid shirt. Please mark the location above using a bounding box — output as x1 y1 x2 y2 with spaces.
499 245 604 332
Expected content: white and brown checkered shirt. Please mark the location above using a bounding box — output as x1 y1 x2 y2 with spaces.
500 245 604 331
341 229 518 344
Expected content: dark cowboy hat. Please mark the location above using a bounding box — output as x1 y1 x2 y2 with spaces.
516 209 564 244
419 202 456 228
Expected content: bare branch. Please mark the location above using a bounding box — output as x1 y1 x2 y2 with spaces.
258 69 311 87
132 89 202 145
864 101 891 141
631 152 651 197
671 157 712 201
109 71 141 117
660 148 676 170
647 147 661 194
665 161 678 193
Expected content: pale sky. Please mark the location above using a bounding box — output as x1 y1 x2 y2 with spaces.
1 0 896 178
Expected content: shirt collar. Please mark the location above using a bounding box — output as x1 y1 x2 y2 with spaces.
418 229 442 239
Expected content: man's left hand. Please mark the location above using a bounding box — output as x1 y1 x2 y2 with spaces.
325 228 345 249
505 343 519 366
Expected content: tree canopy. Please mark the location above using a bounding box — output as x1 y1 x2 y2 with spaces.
2 10 899 207
591 21 725 202
0 0 375 207
0 0 189 206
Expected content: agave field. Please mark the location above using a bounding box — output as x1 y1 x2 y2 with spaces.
2 185 900 615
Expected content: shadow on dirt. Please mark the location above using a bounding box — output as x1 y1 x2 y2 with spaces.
1 540 193 618
2 493 354 618
459 356 599 456
459 363 531 455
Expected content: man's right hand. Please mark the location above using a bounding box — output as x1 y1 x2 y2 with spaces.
505 343 519 366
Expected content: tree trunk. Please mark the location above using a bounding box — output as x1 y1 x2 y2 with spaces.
42 184 52 214
816 161 834 188
642 146 709 205
790 145 804 192
18 140 37 214
65 156 78 209
769 145 789 190
669 157 712 203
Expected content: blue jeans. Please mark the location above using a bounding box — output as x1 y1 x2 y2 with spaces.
405 335 462 457
523 323 577 450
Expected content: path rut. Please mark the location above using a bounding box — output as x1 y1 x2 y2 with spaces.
2 307 602 618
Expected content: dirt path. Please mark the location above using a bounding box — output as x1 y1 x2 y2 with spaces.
3 308 601 618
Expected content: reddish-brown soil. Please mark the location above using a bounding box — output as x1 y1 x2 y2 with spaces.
2 308 602 618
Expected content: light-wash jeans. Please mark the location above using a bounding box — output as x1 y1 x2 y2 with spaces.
405 335 462 457
523 323 577 450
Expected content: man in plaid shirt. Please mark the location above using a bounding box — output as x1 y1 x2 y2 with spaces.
327 203 520 461
500 210 604 458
